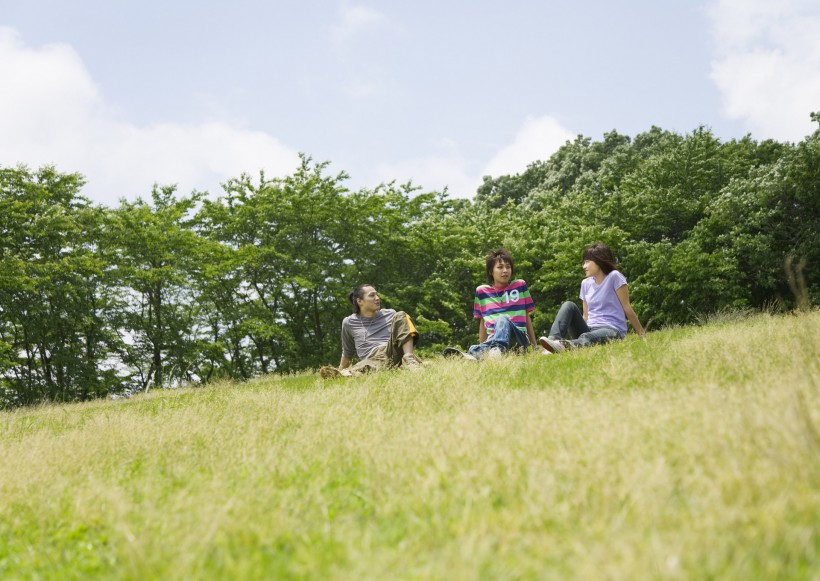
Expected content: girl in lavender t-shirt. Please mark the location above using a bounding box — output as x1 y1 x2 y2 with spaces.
539 243 645 353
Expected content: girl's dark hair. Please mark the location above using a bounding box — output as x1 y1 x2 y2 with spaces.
485 248 514 284
582 243 618 275
348 283 373 314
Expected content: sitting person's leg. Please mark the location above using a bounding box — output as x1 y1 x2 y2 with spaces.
496 315 530 351
548 301 589 340
572 326 620 347
466 342 489 358
349 345 388 374
467 315 524 358
385 311 420 367
540 302 592 353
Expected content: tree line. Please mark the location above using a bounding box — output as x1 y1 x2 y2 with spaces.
2 118 818 407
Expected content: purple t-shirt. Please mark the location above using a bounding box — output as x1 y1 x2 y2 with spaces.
580 270 628 338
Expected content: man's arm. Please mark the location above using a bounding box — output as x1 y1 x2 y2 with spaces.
339 318 356 368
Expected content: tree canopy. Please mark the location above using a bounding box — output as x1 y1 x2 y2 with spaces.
2 117 818 407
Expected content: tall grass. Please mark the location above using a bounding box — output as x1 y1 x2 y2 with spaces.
1 311 818 580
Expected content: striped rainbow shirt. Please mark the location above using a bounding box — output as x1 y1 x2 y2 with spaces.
473 279 535 336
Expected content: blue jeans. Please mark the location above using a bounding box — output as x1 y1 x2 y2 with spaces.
468 315 530 358
549 301 620 347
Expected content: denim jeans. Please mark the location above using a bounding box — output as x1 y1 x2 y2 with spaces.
468 315 530 358
549 301 620 347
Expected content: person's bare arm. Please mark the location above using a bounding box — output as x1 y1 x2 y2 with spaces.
615 285 645 337
478 319 488 343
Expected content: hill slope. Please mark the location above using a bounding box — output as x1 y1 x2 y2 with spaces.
2 311 819 579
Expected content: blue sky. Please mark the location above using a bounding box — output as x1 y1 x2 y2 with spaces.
2 0 819 206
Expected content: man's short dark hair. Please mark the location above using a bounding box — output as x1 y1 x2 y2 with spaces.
485 248 514 284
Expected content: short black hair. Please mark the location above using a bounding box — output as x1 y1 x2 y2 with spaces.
485 248 514 284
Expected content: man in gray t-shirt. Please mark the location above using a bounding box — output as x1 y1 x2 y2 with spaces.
320 284 423 378
341 307 397 361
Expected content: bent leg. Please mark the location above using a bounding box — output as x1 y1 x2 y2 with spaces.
549 301 589 340
350 344 389 374
504 316 531 351
467 317 509 358
467 315 528 357
385 311 419 367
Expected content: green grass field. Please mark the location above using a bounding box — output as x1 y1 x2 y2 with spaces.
1 311 819 580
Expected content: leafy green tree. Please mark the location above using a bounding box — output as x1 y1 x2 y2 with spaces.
0 166 120 406
109 186 206 390
464 120 819 326
4 116 817 407
618 127 724 243
380 191 486 350
184 229 253 381
685 123 820 310
197 156 355 372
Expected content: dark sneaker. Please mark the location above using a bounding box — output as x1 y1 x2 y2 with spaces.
443 347 478 361
443 347 463 358
539 336 566 353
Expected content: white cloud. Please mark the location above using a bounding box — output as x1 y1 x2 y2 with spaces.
331 1 386 44
709 0 820 141
0 27 299 206
368 116 576 200
371 150 479 199
481 115 575 179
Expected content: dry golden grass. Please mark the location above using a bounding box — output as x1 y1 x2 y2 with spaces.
1 311 818 579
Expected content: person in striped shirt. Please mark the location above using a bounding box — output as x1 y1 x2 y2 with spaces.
445 248 537 360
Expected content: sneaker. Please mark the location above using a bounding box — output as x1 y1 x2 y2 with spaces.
539 336 565 353
401 353 424 370
483 347 503 360
443 347 478 361
443 347 463 358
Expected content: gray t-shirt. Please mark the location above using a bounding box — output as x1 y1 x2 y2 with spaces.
341 308 396 360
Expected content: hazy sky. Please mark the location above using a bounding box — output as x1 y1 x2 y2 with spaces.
2 0 819 206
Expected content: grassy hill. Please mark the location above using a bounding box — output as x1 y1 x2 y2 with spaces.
1 311 818 580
